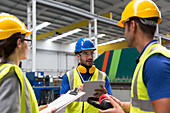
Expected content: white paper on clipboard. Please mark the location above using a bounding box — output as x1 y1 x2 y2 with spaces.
81 80 105 101
39 90 85 113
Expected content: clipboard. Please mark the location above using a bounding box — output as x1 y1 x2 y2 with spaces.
81 80 105 101
39 88 85 113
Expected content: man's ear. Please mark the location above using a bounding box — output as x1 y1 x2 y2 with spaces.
77 54 80 60
16 38 22 48
130 20 136 33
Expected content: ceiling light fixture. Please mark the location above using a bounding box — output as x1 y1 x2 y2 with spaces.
98 38 126 46
30 22 51 31
47 28 82 42
90 34 106 40
69 34 106 45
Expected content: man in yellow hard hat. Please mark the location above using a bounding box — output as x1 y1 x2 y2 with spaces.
99 0 170 113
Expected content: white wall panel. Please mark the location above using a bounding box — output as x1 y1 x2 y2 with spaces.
36 50 58 76
36 50 57 69
36 40 75 52
66 54 78 71
60 52 66 73
21 40 79 77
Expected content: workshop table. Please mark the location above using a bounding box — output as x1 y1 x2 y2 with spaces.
33 86 60 105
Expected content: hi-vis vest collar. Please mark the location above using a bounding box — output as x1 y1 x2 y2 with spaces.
131 43 170 113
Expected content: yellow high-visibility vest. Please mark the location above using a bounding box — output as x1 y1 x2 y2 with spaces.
66 68 106 113
0 63 39 113
130 43 170 113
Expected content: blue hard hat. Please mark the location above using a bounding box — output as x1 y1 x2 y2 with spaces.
75 37 96 54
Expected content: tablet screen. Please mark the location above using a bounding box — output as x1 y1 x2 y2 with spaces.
81 81 105 101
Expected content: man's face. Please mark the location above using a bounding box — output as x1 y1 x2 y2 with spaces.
77 49 94 67
124 22 135 48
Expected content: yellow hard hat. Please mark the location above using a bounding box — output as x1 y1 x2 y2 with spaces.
118 0 161 27
0 13 32 40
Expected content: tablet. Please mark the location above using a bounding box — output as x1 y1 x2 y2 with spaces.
81 80 105 101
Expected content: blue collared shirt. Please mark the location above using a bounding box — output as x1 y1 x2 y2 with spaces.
136 39 170 101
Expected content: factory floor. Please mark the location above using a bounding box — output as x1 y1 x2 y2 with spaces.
58 89 130 113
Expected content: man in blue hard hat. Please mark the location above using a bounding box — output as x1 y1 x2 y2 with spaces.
60 37 112 113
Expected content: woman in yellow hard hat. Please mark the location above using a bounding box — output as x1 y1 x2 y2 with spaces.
0 13 56 113
100 0 170 113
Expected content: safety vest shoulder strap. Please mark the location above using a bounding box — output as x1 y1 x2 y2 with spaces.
98 70 106 80
146 45 170 59
66 69 74 90
0 64 24 86
0 64 14 79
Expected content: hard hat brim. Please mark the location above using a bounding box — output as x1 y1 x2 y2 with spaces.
117 20 124 28
25 31 32 36
0 29 32 40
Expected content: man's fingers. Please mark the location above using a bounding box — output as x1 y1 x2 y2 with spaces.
99 96 124 113
95 89 104 92
94 85 107 98
109 95 121 105
78 84 83 91
39 104 48 111
93 92 101 98
99 108 113 113
95 85 107 94
108 97 122 110
47 108 57 113
100 85 107 93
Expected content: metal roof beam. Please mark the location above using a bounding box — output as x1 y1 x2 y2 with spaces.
96 0 129 15
36 0 170 41
36 12 113 40
36 0 118 25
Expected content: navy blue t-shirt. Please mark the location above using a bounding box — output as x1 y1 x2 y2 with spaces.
143 54 170 101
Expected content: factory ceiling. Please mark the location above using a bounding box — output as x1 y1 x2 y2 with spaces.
0 0 170 45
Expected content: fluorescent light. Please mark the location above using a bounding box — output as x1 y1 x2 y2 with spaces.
98 38 125 46
70 34 106 45
30 22 51 31
47 28 82 42
90 34 105 40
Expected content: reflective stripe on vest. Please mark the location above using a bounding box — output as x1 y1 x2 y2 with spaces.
67 70 74 90
0 65 9 73
131 44 170 112
132 65 154 112
0 64 39 113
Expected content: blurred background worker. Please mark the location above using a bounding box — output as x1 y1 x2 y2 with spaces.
99 0 170 113
0 13 56 113
60 37 112 113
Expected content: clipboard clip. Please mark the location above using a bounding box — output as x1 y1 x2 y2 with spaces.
69 87 79 95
